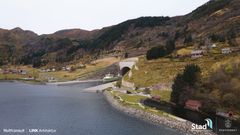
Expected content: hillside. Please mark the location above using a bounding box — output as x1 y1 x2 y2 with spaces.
0 0 239 67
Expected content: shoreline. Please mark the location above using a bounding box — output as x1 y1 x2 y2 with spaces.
46 79 102 86
0 79 46 85
103 90 216 135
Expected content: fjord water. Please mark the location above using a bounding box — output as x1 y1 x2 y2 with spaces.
0 82 182 135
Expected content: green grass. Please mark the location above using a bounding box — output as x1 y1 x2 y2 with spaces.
151 90 171 102
124 53 240 87
120 94 146 103
108 90 176 120
112 91 146 103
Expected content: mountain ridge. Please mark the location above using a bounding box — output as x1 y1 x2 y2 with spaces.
0 0 239 66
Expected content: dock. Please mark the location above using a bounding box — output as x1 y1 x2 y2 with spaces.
47 79 102 86
82 82 115 93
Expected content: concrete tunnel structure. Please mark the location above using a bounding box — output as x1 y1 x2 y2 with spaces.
119 57 139 76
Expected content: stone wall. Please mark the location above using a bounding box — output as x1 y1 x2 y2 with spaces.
103 91 216 135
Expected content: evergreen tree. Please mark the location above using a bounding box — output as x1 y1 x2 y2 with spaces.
146 46 167 60
166 39 175 53
171 64 201 105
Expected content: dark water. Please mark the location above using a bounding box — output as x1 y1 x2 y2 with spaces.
0 82 182 135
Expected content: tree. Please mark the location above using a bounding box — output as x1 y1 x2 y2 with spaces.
184 34 193 44
0 56 3 66
32 58 42 68
222 93 237 107
124 52 129 58
146 46 167 60
171 74 186 104
166 39 175 53
209 34 225 42
182 64 201 86
171 64 201 105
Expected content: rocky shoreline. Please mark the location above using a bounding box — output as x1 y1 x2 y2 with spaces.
103 90 216 135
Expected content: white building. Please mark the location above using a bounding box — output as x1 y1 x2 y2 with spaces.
222 48 231 54
191 50 205 58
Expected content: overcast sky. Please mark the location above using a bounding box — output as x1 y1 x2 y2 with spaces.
0 0 209 34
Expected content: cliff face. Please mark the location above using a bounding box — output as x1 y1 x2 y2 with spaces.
0 0 239 66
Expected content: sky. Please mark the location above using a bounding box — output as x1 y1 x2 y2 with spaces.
0 0 209 35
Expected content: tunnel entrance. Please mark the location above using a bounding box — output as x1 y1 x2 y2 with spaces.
121 67 131 76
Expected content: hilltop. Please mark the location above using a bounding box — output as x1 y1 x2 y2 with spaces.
0 0 239 67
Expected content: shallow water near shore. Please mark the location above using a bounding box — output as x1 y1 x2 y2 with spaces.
0 82 182 135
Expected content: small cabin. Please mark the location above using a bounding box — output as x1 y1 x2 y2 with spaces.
11 69 18 74
19 70 27 75
3 69 10 74
231 47 240 53
185 100 202 111
191 50 204 58
222 48 231 54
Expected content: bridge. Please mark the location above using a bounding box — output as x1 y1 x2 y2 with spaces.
119 57 139 75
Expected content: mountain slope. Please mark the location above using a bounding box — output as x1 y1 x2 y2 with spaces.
0 0 239 66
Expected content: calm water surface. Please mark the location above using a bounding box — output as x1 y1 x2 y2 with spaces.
0 82 183 135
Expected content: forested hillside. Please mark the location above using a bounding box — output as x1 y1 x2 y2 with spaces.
0 0 239 67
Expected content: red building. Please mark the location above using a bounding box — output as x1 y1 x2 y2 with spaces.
151 96 161 101
185 100 202 111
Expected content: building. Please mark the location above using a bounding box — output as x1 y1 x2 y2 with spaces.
222 48 231 54
2 69 10 74
185 100 202 111
211 44 217 48
151 96 161 101
19 70 27 75
230 47 240 52
191 50 205 58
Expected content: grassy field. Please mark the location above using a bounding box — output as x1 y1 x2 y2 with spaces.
150 90 171 102
39 57 119 81
108 90 176 119
0 57 120 82
124 53 240 88
0 65 39 80
111 91 146 102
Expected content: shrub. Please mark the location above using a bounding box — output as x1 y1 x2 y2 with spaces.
146 46 167 60
143 88 151 94
115 80 122 88
209 34 225 42
166 39 175 53
184 34 193 44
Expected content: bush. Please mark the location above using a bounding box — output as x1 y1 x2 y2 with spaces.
209 34 225 42
32 58 42 68
115 80 122 88
146 46 167 60
184 34 193 44
143 88 151 94
166 39 175 53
